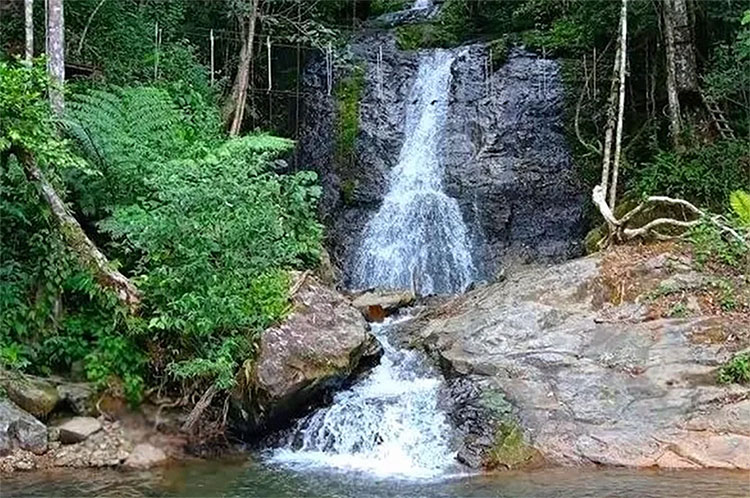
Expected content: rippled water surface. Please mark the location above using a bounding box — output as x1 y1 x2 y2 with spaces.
5 462 750 498
3 461 749 498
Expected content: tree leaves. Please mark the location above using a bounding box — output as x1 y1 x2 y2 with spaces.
730 190 750 226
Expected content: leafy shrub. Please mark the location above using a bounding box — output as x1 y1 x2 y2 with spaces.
730 190 750 226
3 66 323 400
64 86 221 217
636 140 750 212
97 135 322 389
718 352 750 384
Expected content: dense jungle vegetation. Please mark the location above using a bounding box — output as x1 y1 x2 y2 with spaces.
1 0 748 410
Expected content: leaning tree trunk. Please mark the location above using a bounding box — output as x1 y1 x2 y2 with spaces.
14 148 142 312
226 0 259 136
46 0 65 116
24 0 33 62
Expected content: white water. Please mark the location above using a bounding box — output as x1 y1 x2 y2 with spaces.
351 50 475 296
270 316 456 479
412 0 432 9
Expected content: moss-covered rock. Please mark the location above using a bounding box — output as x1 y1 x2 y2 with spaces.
485 421 539 469
584 224 607 254
1 374 59 419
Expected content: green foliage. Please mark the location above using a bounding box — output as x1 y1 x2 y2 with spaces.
718 352 750 384
370 0 411 16
394 0 468 50
64 86 221 217
2 61 323 400
689 221 747 270
729 190 750 226
636 140 750 213
335 64 365 165
95 134 322 389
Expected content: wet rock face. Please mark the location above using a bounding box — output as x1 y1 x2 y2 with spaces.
231 276 380 435
444 47 586 275
413 255 750 469
298 40 584 285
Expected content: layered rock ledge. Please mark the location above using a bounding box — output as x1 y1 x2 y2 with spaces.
406 248 750 469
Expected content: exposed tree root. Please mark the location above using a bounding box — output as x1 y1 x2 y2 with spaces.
592 185 748 248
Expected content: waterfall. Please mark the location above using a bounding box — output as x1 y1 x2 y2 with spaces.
412 0 432 9
269 316 456 478
351 50 476 296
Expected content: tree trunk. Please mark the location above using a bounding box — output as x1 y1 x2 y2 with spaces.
24 0 33 62
609 0 628 209
14 148 142 312
663 0 698 94
226 0 259 136
663 0 682 147
46 0 65 116
600 17 623 201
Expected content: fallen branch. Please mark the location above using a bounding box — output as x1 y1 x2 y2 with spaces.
181 383 218 434
592 186 749 249
14 147 142 311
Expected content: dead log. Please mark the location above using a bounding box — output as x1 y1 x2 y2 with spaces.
15 147 142 312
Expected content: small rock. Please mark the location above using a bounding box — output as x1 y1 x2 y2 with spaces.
56 382 97 416
2 375 60 419
47 426 60 442
57 417 102 444
123 443 167 469
351 290 416 322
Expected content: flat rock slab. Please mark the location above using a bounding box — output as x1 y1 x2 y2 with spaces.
123 443 167 469
57 417 102 444
414 255 750 469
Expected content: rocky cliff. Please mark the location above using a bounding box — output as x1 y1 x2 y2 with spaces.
298 37 585 287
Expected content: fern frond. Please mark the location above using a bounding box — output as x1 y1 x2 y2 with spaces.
730 190 750 227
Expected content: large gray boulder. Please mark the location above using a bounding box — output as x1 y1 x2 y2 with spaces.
232 276 380 434
1 374 59 419
409 254 750 469
0 399 47 455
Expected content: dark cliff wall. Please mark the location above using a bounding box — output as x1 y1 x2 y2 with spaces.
298 35 585 287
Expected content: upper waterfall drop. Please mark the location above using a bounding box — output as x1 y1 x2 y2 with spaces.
412 0 432 9
351 50 476 296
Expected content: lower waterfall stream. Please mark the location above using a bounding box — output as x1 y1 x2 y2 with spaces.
269 49 471 480
268 315 457 479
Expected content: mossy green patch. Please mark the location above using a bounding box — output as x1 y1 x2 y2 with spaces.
486 421 538 469
334 63 365 168
339 178 358 205
370 0 411 16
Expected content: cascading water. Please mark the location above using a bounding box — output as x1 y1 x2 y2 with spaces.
269 316 456 478
412 0 432 9
351 50 476 296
